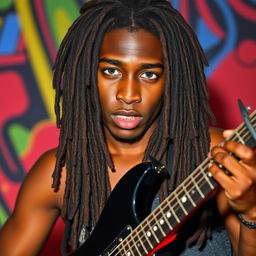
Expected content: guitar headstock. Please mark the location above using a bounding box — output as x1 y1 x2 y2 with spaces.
225 100 256 149
238 99 256 147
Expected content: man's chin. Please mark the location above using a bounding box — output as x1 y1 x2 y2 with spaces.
110 131 145 143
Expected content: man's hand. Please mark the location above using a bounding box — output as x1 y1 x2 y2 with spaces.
209 129 256 221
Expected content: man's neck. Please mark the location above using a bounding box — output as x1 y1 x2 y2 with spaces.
104 125 156 158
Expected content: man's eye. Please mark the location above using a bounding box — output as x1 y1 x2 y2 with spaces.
102 68 120 76
140 71 158 80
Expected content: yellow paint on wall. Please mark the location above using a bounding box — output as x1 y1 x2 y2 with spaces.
15 0 55 120
55 8 73 46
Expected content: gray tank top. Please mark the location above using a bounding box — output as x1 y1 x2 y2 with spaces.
155 228 233 255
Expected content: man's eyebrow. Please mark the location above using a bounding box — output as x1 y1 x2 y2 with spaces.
99 58 121 65
141 63 164 69
99 58 163 69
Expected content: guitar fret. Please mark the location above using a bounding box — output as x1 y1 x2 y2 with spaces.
137 228 151 252
174 185 195 215
157 207 173 232
123 240 134 256
236 119 255 145
121 229 138 256
173 191 188 215
150 212 166 238
118 244 128 256
234 130 245 144
198 174 213 197
115 244 123 255
118 243 126 255
130 237 141 256
162 205 177 230
136 233 148 255
140 227 154 250
145 229 156 249
147 214 163 243
201 167 214 189
130 227 148 255
182 182 196 207
133 248 141 256
185 177 203 206
168 202 180 223
191 173 205 198
145 219 160 246
163 211 174 231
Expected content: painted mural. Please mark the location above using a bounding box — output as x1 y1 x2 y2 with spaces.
0 0 255 255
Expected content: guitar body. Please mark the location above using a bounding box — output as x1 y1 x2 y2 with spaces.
72 161 168 255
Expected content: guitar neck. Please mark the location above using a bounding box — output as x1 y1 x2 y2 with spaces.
116 110 256 254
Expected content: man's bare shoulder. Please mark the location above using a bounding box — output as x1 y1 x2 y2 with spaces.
0 149 66 255
17 148 66 210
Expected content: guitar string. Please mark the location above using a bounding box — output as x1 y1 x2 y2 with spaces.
109 112 256 256
110 114 256 256
113 121 255 256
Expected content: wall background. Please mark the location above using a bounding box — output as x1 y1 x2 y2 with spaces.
0 0 255 255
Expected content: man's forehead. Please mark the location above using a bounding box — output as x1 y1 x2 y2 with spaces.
99 28 163 61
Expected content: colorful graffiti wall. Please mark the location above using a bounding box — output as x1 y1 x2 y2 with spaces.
0 0 255 255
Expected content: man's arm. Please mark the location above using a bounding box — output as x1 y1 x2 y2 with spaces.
0 149 65 256
210 128 256 256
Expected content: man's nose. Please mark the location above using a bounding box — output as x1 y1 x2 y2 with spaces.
116 75 142 104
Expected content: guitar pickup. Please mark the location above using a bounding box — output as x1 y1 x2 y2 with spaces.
100 226 133 256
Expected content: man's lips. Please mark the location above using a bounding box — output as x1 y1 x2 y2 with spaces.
111 111 143 129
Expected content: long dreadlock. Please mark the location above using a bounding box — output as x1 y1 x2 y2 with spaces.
52 0 216 253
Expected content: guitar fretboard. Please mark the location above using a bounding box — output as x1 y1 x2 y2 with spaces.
112 110 256 256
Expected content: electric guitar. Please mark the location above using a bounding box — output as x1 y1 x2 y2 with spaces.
71 109 256 256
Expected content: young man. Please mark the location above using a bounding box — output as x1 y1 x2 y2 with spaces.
0 0 256 255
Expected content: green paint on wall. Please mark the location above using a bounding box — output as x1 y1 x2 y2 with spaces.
8 124 30 155
0 0 12 10
44 0 80 47
55 8 74 46
0 205 8 226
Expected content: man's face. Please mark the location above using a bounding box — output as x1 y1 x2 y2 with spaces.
97 28 164 143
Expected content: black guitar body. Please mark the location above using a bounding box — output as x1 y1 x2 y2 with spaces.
72 161 168 255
